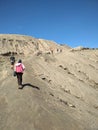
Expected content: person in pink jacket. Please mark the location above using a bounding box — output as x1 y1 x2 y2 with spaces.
15 59 25 89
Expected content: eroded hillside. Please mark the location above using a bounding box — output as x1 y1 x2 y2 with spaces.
0 34 98 130
0 34 64 56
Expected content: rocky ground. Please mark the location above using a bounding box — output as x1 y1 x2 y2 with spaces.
0 34 98 130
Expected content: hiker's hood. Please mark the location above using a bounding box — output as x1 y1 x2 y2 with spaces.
15 63 22 66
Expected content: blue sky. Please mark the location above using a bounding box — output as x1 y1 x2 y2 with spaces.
0 0 98 48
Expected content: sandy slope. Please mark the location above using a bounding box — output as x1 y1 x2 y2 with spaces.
0 55 84 130
0 35 98 130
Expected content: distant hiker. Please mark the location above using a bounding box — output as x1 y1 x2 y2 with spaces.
14 59 25 89
10 53 15 69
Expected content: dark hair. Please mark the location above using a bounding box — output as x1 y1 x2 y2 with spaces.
18 59 22 63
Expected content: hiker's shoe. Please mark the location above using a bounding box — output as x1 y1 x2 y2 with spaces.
18 87 22 89
18 85 23 89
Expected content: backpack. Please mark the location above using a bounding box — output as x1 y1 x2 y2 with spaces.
10 56 15 63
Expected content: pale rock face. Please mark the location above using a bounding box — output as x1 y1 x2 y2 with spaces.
0 34 98 130
0 34 64 56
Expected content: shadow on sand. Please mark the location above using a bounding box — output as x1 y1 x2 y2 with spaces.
21 83 40 90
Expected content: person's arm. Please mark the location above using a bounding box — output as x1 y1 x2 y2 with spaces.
22 64 25 70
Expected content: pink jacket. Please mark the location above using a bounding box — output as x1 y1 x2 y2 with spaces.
15 63 25 73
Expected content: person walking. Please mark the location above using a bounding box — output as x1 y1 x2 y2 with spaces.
10 53 15 69
14 59 25 89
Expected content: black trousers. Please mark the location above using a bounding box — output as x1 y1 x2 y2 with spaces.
16 73 23 85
